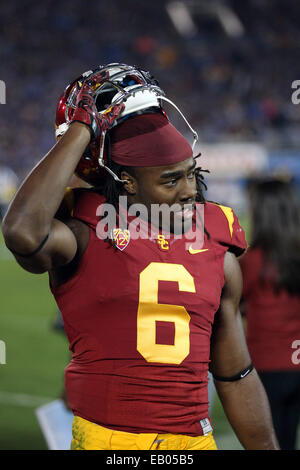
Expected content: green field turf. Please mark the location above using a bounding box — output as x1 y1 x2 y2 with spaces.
0 231 69 449
0 226 298 450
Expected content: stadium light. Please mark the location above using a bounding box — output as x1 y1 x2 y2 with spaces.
166 1 198 37
214 3 244 37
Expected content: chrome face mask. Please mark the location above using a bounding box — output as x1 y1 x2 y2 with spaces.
56 63 198 184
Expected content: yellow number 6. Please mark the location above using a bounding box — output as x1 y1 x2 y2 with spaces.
137 262 195 364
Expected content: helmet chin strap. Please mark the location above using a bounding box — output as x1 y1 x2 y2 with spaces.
98 130 129 183
158 96 198 151
98 96 199 183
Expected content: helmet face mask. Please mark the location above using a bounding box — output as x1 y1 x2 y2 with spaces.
55 62 198 186
55 63 167 185
63 63 165 127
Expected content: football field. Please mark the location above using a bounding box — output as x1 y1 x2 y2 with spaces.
0 230 69 449
0 229 298 450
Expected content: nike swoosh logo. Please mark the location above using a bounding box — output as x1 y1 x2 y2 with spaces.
240 371 249 378
188 247 209 254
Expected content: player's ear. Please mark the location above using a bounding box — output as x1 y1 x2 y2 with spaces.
120 170 137 195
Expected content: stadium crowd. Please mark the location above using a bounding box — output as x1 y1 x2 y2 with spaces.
1 0 300 180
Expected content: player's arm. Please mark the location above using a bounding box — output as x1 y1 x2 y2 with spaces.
209 251 279 450
2 123 90 273
2 74 123 274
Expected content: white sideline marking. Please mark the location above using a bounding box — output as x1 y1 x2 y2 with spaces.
0 391 54 407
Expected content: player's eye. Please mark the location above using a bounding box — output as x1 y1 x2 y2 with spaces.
164 178 178 187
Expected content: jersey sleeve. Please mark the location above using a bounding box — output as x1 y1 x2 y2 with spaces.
55 188 105 230
205 202 248 257
72 188 106 229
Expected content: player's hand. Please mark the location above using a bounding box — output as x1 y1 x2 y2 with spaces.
70 71 124 141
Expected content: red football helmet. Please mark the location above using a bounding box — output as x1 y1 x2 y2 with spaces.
55 63 168 185
55 63 198 185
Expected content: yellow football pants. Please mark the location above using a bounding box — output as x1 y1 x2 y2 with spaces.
71 416 217 450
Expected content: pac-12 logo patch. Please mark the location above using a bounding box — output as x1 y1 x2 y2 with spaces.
112 228 130 251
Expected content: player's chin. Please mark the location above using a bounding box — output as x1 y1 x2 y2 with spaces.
170 207 194 234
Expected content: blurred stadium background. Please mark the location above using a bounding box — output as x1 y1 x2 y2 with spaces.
0 0 300 449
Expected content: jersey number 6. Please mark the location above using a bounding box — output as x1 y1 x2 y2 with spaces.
137 262 195 365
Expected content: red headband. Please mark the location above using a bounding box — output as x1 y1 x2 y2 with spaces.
108 112 193 167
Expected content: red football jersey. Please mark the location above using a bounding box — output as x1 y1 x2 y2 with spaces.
240 247 300 371
51 190 247 436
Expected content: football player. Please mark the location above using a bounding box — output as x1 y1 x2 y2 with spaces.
2 64 279 450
